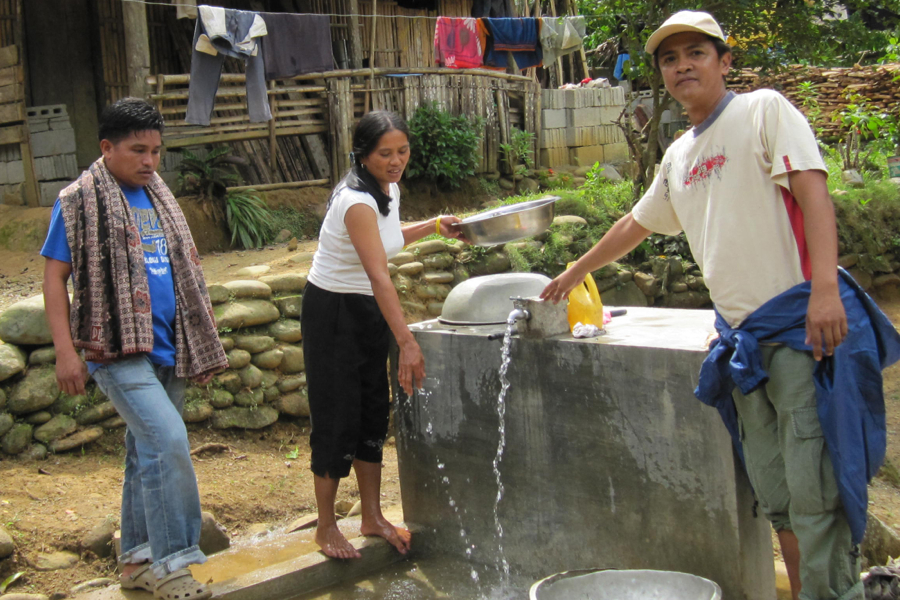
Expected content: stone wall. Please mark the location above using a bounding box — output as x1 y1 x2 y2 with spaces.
2 216 898 458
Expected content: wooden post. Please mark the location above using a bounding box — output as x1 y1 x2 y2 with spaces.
122 0 151 99
367 0 378 112
549 0 564 86
347 0 364 70
268 80 278 181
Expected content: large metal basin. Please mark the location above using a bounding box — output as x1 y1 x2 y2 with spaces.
456 196 558 246
530 569 722 600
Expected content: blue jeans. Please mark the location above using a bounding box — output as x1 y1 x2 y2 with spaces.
92 355 206 579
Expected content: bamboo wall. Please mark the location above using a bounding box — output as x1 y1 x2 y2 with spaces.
728 64 900 139
147 68 539 185
0 0 17 48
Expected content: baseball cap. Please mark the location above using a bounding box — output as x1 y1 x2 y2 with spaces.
644 11 726 55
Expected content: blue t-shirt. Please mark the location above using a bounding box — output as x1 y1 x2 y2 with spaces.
40 186 178 369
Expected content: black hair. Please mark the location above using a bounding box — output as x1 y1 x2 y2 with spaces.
98 97 165 144
652 34 731 71
331 110 409 217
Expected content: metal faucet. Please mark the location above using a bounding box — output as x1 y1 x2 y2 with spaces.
506 306 531 325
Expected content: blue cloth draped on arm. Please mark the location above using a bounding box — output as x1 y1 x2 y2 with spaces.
695 268 900 545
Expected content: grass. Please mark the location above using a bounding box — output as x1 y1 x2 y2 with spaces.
267 208 320 241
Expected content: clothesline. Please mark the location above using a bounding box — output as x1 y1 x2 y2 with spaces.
119 0 606 21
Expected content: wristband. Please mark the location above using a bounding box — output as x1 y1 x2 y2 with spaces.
435 216 442 236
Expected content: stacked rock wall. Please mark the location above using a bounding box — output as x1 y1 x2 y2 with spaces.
1 217 898 457
539 87 630 168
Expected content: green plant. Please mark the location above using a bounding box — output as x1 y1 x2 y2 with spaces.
176 147 243 200
225 189 274 249
500 129 535 195
407 102 483 188
832 93 893 171
285 446 300 460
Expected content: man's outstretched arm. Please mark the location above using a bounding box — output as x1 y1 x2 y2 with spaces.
541 213 652 304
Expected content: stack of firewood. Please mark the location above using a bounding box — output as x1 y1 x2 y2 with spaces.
727 64 900 139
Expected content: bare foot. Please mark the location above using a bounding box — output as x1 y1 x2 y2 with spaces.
315 522 361 559
360 516 412 555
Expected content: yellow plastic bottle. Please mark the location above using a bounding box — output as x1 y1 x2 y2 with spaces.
565 261 604 331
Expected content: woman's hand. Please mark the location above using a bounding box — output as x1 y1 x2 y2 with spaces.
540 266 587 305
397 337 426 396
436 215 470 244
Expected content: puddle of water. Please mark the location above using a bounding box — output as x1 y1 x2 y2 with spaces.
289 554 531 600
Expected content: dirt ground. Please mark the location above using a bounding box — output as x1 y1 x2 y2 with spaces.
0 242 899 598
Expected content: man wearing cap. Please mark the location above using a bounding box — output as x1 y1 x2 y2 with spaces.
543 10 900 600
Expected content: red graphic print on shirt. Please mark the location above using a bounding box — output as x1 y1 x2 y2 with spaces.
684 154 727 187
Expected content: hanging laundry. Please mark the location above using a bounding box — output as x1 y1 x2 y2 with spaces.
482 18 543 70
433 17 487 69
186 6 272 126
472 0 511 18
177 0 198 20
259 13 333 79
540 16 586 64
396 0 439 8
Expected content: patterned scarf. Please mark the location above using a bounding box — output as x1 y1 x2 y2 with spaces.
58 158 228 379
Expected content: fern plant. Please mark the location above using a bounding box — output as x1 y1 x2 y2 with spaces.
176 147 243 200
225 190 274 249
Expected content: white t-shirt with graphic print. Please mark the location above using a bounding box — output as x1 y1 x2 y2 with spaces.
308 182 404 295
632 89 826 327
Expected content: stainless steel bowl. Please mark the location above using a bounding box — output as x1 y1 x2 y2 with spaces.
456 196 559 247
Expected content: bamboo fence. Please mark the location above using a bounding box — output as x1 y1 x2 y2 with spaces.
728 64 900 139
147 67 539 186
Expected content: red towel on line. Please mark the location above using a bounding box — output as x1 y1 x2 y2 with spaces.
434 17 486 69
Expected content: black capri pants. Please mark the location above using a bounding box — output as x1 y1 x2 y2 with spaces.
301 282 391 478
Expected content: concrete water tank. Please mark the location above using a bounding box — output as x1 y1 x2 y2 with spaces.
394 306 775 600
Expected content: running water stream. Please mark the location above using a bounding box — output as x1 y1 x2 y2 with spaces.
492 315 519 583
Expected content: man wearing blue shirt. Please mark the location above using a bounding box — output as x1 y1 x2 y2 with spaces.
42 98 226 600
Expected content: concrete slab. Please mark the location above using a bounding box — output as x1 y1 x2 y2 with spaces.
73 511 408 600
400 307 775 600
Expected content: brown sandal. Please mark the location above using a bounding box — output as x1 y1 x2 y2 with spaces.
120 563 157 592
153 568 211 600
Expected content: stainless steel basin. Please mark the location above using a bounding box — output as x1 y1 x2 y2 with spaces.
455 196 559 246
530 569 723 600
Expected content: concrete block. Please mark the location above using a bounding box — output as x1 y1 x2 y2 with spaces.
31 129 77 158
0 161 6 184
0 183 24 206
570 145 605 166
28 120 50 133
40 180 70 207
563 89 598 109
0 144 22 162
539 147 569 168
539 128 566 149
541 89 566 110
27 104 67 120
603 142 630 163
49 118 73 131
611 86 626 104
542 108 567 129
566 107 602 128
35 155 76 181
600 106 622 125
6 160 24 184
402 307 775 600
